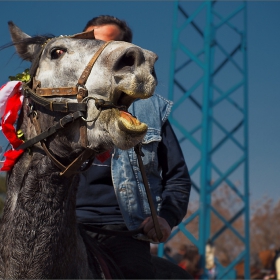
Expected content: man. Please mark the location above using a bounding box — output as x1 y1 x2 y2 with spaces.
76 15 192 279
82 15 132 42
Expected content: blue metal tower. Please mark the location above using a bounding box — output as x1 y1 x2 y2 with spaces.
158 1 249 278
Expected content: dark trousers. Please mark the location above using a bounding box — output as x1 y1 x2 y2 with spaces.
85 224 156 279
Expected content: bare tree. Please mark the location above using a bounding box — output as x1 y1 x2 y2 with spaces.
251 197 280 258
165 185 280 279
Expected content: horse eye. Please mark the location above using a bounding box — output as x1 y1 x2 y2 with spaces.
51 48 66 59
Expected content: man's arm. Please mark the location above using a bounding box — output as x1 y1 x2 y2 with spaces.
158 119 191 229
141 119 191 242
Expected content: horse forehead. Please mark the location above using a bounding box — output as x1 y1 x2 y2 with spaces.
45 37 102 51
46 37 132 49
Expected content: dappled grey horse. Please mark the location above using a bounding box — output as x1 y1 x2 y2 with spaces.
0 22 192 279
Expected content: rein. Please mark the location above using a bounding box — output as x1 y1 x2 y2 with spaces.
77 144 163 242
134 144 163 241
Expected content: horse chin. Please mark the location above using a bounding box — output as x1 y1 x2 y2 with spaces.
112 132 146 151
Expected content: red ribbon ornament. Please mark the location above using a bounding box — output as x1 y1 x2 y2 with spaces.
0 81 24 171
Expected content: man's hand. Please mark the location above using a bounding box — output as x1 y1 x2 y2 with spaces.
140 216 171 243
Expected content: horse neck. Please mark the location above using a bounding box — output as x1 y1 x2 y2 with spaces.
0 152 91 278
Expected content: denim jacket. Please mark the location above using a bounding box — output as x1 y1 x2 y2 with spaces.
111 94 173 230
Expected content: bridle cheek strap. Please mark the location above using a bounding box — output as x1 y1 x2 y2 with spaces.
77 40 112 88
77 41 112 148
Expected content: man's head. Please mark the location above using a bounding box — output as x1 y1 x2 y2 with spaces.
83 15 133 43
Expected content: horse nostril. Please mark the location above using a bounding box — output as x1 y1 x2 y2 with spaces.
114 47 145 72
122 53 135 67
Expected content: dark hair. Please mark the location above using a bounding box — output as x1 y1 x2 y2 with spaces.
83 15 133 43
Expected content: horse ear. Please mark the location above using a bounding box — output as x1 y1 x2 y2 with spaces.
8 21 36 61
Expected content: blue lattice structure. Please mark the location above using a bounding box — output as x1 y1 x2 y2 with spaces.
158 1 249 278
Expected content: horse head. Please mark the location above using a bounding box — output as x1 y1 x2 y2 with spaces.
8 21 157 172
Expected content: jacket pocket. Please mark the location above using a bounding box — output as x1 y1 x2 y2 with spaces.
140 129 161 172
142 128 161 144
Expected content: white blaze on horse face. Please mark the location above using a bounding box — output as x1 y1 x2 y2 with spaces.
35 38 157 151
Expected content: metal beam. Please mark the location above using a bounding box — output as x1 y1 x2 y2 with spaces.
158 1 249 278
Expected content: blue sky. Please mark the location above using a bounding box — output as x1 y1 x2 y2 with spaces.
0 1 279 204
